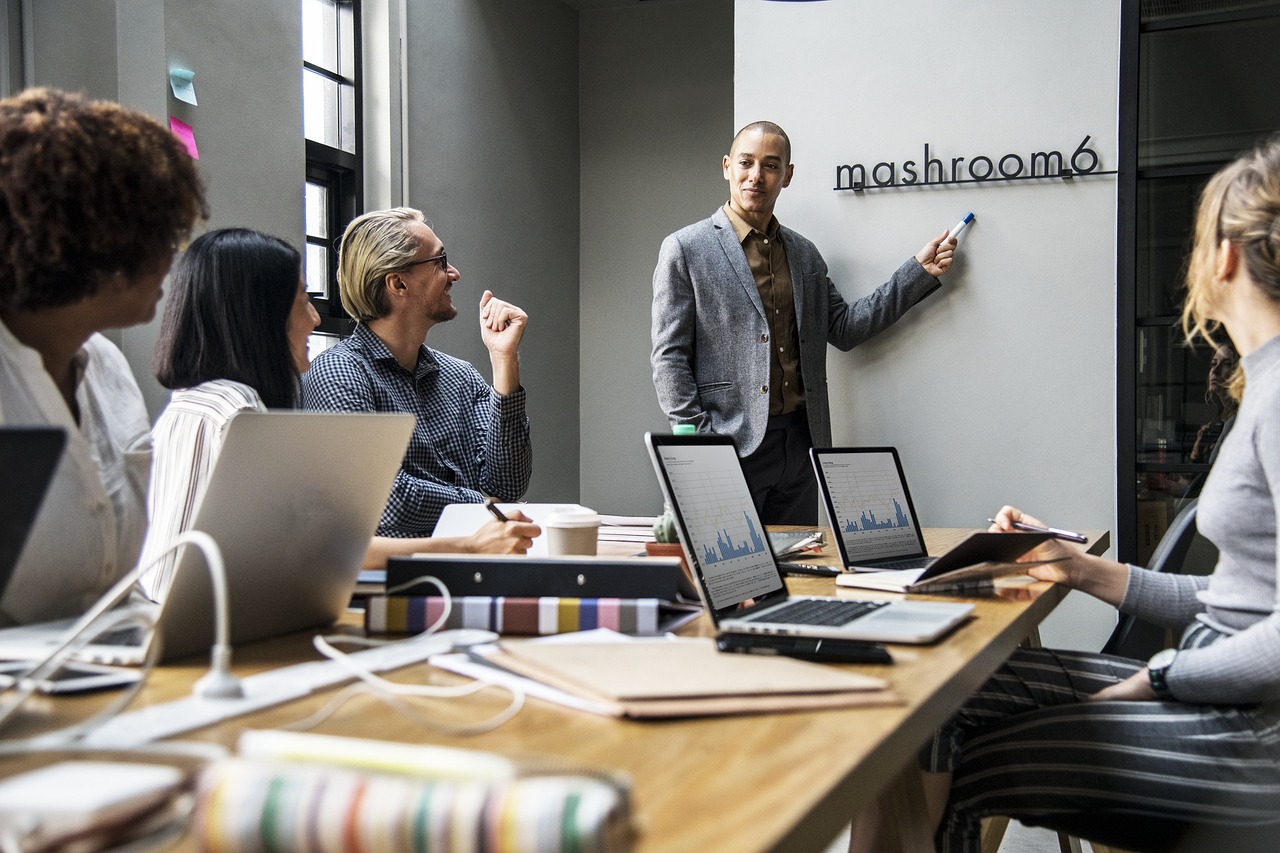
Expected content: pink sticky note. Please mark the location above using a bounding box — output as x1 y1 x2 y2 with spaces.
169 116 199 160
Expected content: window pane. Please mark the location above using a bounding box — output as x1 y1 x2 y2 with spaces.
339 80 356 154
305 181 328 239
303 68 340 147
302 0 339 72
305 243 329 295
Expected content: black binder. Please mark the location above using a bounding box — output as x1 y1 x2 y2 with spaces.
385 554 690 601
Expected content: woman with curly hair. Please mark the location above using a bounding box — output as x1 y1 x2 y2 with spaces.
0 88 206 625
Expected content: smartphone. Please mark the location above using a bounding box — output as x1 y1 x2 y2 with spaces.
0 761 185 849
715 633 893 664
0 660 142 694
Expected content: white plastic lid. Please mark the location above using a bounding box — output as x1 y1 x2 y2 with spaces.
545 508 601 528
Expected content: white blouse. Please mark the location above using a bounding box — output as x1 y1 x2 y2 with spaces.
140 379 264 601
0 321 151 626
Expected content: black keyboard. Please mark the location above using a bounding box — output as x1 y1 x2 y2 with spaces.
744 598 887 627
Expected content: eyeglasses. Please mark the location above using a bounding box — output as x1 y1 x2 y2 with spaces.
403 251 448 272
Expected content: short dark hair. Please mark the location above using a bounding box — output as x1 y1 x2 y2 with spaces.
154 229 303 409
0 88 207 310
732 120 792 165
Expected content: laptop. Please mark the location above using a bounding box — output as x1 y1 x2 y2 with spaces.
644 433 972 644
0 411 414 664
811 447 1052 583
0 427 67 600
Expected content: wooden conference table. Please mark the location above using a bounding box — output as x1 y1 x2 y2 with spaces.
2 527 1108 853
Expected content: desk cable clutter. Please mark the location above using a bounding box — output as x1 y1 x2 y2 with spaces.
0 530 232 746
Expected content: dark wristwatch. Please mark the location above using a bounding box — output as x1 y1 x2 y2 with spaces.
1147 648 1178 700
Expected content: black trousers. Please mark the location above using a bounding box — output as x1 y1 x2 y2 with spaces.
739 411 818 525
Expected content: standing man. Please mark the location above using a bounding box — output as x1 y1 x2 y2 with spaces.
302 207 532 535
651 121 955 524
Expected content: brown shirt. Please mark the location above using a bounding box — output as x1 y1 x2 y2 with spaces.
723 203 805 416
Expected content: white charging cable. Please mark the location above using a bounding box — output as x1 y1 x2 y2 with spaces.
281 575 524 735
0 530 238 737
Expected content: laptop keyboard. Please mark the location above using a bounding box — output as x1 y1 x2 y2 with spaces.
744 598 887 627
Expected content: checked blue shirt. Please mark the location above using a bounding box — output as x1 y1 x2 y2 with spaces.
300 323 532 536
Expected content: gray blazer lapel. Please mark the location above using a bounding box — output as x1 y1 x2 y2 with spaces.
711 208 766 321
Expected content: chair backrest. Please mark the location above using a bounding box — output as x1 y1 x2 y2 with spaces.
1102 498 1200 659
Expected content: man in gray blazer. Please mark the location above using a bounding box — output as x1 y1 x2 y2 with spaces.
651 121 956 523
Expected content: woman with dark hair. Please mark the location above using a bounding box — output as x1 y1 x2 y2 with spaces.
142 229 539 600
0 88 206 625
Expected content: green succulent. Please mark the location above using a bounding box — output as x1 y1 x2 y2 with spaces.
653 508 679 543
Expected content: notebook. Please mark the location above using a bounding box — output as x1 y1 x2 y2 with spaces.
0 411 414 665
644 433 972 644
0 427 67 601
811 447 1054 591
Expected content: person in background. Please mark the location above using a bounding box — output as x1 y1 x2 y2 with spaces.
141 228 539 601
651 121 954 524
854 137 1280 853
301 208 532 536
0 88 206 625
1188 340 1240 464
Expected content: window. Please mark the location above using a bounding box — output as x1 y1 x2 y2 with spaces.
302 0 361 334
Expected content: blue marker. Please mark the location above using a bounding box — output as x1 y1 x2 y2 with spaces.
944 212 975 245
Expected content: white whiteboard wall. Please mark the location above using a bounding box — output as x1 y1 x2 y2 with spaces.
735 0 1122 647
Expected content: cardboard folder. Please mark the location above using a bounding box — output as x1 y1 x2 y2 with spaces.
487 637 900 719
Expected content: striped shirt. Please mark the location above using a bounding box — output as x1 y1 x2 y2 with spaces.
140 379 263 601
300 323 531 536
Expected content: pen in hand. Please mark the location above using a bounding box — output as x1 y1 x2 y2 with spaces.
483 497 510 523
987 518 1088 544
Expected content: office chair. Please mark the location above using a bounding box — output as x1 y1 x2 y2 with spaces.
1101 499 1200 660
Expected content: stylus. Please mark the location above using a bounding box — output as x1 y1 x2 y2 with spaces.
987 519 1088 544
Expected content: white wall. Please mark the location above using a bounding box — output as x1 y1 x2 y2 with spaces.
402 0 581 504
735 0 1121 648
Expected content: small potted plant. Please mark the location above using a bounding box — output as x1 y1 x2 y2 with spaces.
646 504 693 587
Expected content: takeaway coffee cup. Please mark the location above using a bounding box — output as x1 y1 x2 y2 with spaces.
545 508 601 556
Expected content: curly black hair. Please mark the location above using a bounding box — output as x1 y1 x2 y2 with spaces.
0 88 208 310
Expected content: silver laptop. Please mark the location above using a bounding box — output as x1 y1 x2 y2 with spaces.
811 447 1051 582
0 411 414 664
810 446 936 572
644 433 972 644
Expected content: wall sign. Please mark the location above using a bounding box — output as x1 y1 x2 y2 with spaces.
833 135 1116 192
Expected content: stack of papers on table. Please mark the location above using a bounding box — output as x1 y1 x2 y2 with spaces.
597 514 658 545
433 630 898 719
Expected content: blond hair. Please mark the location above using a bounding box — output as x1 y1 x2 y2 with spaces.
337 207 427 322
1182 136 1280 401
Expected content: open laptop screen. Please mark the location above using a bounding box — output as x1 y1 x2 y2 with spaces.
645 433 786 613
812 447 929 564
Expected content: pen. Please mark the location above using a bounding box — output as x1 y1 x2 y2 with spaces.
987 518 1088 544
483 498 509 523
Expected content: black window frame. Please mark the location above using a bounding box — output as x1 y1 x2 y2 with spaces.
303 0 362 336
